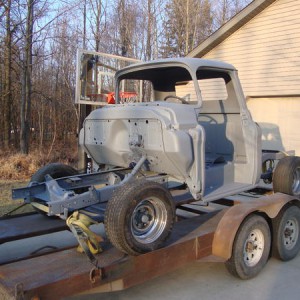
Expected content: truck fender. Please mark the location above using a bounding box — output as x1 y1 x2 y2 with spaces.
212 193 299 260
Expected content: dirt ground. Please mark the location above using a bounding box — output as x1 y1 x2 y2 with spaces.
0 180 34 216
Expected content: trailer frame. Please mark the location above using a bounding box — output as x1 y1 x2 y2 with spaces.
1 189 299 300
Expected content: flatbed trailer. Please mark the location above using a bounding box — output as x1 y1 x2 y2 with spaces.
1 189 299 300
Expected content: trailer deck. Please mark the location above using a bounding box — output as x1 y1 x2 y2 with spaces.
0 189 298 299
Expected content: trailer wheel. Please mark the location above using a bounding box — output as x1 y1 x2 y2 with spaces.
273 156 300 196
30 163 78 214
225 215 271 279
272 205 300 261
104 180 175 255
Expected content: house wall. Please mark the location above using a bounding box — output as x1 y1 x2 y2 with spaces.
198 0 300 155
247 97 300 154
203 0 300 97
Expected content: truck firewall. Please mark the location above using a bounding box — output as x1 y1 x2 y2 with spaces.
80 102 199 180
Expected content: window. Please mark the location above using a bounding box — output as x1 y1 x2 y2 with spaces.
198 78 228 102
117 79 153 103
117 66 196 104
196 69 240 113
175 80 198 103
175 72 228 104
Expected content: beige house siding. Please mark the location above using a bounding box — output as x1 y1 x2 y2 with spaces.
247 97 300 155
202 0 300 97
176 79 227 102
176 82 197 102
189 0 300 155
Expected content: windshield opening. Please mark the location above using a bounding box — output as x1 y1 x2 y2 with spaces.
116 66 198 104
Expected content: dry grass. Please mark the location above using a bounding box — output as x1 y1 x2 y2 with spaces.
0 180 34 216
0 141 78 216
0 153 43 180
0 143 78 180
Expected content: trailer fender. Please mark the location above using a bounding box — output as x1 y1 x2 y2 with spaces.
212 193 299 260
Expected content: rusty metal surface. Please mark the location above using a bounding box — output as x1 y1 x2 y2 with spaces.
0 211 224 300
2 192 296 299
0 213 67 244
0 244 125 299
212 193 299 260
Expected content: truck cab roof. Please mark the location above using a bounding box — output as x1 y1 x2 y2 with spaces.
116 57 236 79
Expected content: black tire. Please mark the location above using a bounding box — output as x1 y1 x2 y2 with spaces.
30 163 78 214
225 215 271 279
104 180 175 256
31 163 78 182
273 156 300 196
272 205 300 261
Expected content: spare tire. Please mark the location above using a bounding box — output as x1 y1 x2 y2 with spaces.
273 156 300 196
104 179 175 255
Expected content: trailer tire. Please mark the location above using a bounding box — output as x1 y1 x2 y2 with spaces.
30 163 78 214
272 205 300 261
104 180 175 255
225 214 271 279
273 156 300 196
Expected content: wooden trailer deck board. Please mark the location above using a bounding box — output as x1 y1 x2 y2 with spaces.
0 209 227 300
0 213 67 244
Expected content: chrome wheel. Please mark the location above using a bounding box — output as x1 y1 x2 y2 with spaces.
226 215 271 279
283 217 299 250
131 197 168 244
243 229 265 267
273 205 300 261
105 180 174 255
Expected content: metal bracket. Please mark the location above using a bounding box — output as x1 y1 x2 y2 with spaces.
121 155 147 185
15 283 24 300
44 175 76 202
48 186 99 217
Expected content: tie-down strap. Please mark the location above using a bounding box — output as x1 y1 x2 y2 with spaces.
67 210 103 267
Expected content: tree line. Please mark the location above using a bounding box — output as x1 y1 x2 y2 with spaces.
0 0 250 154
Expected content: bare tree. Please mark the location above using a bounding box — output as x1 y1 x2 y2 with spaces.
20 0 34 154
162 0 213 57
212 0 252 29
118 0 131 57
3 0 12 149
141 0 164 60
18 0 81 154
87 0 107 52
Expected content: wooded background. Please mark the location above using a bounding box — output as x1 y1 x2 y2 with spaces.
0 0 250 155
